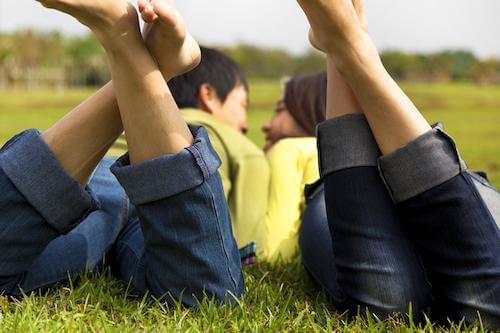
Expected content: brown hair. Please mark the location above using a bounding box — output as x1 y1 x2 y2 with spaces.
283 72 327 136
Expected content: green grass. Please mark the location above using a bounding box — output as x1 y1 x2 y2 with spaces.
0 82 499 332
0 262 486 332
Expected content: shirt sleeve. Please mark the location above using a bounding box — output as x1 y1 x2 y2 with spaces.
263 140 309 261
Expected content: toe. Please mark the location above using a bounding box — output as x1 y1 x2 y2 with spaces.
137 0 148 12
151 1 179 27
141 3 158 23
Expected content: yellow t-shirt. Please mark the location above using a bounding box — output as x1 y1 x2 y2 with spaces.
262 137 320 262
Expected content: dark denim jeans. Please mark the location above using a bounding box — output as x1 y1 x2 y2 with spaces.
300 114 500 328
0 126 243 306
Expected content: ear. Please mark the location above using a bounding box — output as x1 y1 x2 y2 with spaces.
198 83 220 114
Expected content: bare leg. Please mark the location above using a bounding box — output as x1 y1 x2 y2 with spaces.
298 0 431 155
38 0 200 185
41 83 123 185
309 1 431 318
317 0 368 119
300 0 500 327
101 5 194 163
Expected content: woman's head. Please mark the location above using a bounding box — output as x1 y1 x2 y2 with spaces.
262 72 327 152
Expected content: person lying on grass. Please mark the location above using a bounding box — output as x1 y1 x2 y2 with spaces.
112 54 328 264
296 0 500 328
0 0 242 306
260 72 327 262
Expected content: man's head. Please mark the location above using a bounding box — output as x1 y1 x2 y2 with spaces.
169 47 249 133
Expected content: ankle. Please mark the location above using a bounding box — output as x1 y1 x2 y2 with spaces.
327 32 382 81
100 27 143 55
103 35 150 73
94 10 141 48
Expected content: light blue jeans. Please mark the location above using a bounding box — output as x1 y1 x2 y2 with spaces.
0 126 243 306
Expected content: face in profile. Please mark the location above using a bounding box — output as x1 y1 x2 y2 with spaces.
262 73 327 153
202 84 249 134
261 98 308 153
218 85 249 134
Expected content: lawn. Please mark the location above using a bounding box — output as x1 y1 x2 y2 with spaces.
0 82 499 332
1 81 499 185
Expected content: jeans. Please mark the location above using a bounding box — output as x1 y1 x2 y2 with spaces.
300 114 500 328
0 126 244 306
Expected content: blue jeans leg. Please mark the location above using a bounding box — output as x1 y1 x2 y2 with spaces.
109 126 244 306
316 114 431 319
299 184 340 299
19 158 129 294
0 130 111 295
379 127 500 328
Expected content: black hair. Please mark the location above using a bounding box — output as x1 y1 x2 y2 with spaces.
168 46 249 109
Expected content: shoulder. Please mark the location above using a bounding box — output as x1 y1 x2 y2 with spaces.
268 137 317 161
183 108 264 159
268 138 319 181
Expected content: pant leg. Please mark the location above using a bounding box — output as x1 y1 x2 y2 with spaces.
299 184 340 298
109 126 244 306
0 130 98 295
316 114 431 318
378 126 500 328
468 172 500 228
107 206 146 296
19 158 129 294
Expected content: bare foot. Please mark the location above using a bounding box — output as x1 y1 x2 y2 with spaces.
138 0 201 80
352 0 368 32
298 0 364 55
36 0 140 45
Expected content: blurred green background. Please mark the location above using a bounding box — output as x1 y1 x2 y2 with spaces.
1 80 499 186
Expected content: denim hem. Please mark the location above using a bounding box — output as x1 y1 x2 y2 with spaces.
378 125 468 203
110 126 221 206
317 114 381 178
0 129 98 233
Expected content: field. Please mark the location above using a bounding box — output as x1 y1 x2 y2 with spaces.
0 82 499 332
1 81 499 185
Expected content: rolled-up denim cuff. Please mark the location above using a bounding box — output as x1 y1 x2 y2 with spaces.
378 125 467 203
0 129 98 233
317 114 381 178
110 126 221 206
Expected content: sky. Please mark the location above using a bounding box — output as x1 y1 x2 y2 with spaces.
1 0 499 58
